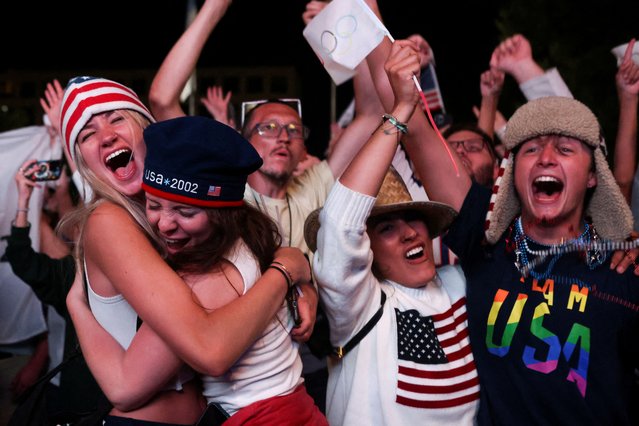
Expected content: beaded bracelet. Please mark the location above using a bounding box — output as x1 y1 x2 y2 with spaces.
269 261 294 289
16 208 29 213
381 114 408 135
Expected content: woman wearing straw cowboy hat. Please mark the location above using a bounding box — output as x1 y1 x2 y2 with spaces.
304 40 480 426
397 72 639 424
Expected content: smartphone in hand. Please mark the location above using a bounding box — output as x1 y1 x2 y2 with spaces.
286 286 302 327
28 160 63 181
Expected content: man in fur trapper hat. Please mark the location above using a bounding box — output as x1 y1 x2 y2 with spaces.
400 95 639 425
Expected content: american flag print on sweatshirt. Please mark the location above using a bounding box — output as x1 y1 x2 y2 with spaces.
395 297 480 408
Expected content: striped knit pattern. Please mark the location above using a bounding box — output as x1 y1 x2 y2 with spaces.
60 76 154 163
484 150 510 235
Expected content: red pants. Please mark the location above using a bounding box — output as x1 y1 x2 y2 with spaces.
224 385 327 426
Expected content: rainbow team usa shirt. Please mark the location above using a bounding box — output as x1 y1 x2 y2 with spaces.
445 182 639 425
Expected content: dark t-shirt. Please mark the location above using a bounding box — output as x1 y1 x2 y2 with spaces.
444 182 639 425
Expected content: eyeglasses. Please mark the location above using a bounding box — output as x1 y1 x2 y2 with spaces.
240 98 303 129
251 121 310 140
447 138 486 153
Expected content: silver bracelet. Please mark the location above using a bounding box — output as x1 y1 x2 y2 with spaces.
382 114 408 134
269 261 294 289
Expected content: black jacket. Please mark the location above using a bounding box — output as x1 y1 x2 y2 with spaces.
2 224 103 421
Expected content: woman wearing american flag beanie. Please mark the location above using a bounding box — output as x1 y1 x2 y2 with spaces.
303 41 479 425
61 76 314 425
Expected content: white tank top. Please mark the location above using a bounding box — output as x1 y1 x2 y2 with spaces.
85 258 195 390
201 241 303 415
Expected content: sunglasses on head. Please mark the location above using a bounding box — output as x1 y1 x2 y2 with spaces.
240 98 303 129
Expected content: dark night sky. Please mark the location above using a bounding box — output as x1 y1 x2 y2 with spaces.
2 1 500 155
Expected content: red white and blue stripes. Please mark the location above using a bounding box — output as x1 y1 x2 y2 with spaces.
60 76 154 163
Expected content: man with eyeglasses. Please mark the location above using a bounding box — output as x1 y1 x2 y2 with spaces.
442 123 499 188
240 99 369 255
240 99 317 203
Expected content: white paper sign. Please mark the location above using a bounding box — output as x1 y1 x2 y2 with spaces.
303 0 390 85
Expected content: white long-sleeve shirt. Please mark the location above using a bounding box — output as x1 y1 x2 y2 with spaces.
312 181 479 426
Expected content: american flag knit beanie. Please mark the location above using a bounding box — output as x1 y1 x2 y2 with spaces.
60 76 154 164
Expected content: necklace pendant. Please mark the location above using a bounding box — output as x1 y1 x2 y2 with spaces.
514 249 522 271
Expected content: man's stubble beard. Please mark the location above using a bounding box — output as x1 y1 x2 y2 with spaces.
260 165 292 186
473 163 494 188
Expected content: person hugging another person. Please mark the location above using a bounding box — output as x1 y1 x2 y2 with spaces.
140 116 327 424
68 114 327 425
61 76 314 425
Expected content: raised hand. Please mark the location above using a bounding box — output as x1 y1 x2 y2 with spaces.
490 34 543 83
616 39 639 98
200 85 236 129
613 38 639 204
15 160 40 208
480 68 505 98
40 79 64 137
302 0 328 25
384 40 422 113
407 34 432 68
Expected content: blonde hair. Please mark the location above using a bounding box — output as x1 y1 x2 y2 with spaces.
58 110 167 274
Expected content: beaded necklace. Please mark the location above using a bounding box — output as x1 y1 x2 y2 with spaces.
512 216 605 282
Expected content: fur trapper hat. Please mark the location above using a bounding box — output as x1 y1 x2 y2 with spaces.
484 96 633 244
61 76 154 164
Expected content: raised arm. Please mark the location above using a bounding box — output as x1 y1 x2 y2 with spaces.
302 0 328 26
473 104 507 158
79 202 310 376
148 0 232 120
301 0 384 179
490 34 544 85
476 68 505 140
40 78 94 200
363 0 470 209
613 39 639 202
40 79 72 170
491 34 572 100
340 40 420 193
5 161 73 315
326 59 386 178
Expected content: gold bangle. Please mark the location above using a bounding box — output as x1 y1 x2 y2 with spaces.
269 261 294 289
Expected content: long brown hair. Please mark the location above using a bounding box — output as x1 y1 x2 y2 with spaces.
167 203 281 275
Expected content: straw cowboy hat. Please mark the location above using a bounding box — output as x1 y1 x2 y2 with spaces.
304 167 458 252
